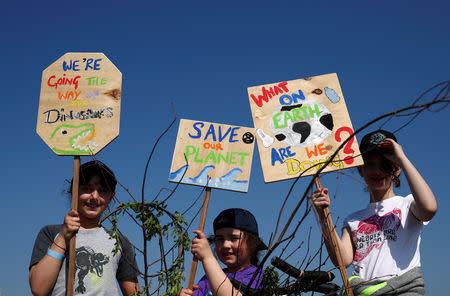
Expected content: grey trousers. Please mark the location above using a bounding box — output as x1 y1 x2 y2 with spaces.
345 267 425 296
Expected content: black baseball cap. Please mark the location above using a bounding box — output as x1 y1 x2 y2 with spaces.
213 208 267 250
359 130 397 154
77 160 117 192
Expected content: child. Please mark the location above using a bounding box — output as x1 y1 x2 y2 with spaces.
179 208 266 296
29 160 140 296
312 130 437 295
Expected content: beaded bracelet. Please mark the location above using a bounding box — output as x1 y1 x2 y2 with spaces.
47 248 65 260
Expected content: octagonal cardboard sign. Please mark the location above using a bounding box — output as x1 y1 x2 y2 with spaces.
36 53 121 155
169 119 255 192
247 73 363 183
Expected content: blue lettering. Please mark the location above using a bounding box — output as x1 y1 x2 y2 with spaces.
279 148 288 159
279 94 292 105
279 90 306 106
93 58 102 70
84 58 102 70
286 146 296 157
204 124 217 141
188 122 204 138
229 127 240 142
62 60 80 71
291 89 305 103
218 126 232 142
85 58 93 70
271 148 283 166
271 147 296 165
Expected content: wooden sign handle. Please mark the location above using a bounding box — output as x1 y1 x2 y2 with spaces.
313 177 353 296
67 156 80 296
187 187 212 290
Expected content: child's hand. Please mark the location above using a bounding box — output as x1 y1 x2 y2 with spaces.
311 188 330 209
191 230 214 262
178 286 198 296
378 138 406 166
60 209 81 242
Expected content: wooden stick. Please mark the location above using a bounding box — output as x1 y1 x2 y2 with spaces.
313 177 353 296
187 187 212 290
67 156 80 296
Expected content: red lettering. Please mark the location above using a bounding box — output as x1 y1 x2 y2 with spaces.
47 74 81 90
278 82 289 92
273 86 283 95
47 75 56 88
264 87 275 98
250 93 269 108
250 82 290 108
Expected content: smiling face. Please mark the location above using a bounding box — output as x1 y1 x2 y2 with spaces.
77 175 113 225
359 152 400 202
214 228 253 272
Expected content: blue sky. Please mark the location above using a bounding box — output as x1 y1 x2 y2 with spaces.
1 0 449 294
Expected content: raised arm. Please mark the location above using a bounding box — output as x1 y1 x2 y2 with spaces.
190 230 243 296
29 210 80 296
311 188 354 268
379 139 437 221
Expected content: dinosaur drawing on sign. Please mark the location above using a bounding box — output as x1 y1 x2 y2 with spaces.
49 123 99 155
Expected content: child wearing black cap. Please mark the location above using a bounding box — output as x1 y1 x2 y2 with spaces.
312 130 437 295
29 160 140 295
179 208 266 296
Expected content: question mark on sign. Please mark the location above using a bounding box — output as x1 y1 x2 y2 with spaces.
335 126 355 165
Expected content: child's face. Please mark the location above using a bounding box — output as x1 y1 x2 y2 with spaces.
359 152 397 194
77 175 113 221
214 228 252 272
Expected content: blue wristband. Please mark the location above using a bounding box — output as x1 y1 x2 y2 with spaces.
47 248 65 260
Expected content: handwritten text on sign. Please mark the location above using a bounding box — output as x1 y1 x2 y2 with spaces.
169 119 255 192
247 73 363 183
36 53 122 156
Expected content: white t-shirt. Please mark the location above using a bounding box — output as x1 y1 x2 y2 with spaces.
30 225 137 296
343 194 425 281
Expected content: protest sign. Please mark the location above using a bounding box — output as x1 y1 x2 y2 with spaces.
248 73 362 183
169 119 255 287
169 119 255 192
248 73 360 294
36 52 122 296
36 52 121 155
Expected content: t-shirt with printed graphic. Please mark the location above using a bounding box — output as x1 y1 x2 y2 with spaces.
343 194 425 281
194 264 263 296
30 225 138 296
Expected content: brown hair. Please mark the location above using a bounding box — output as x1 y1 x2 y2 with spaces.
69 160 117 194
242 231 265 266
